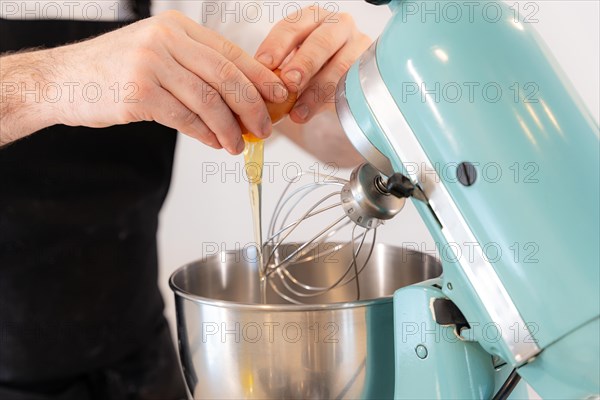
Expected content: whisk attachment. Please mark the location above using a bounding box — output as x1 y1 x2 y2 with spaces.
263 163 406 304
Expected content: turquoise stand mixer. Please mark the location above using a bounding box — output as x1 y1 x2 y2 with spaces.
335 0 600 398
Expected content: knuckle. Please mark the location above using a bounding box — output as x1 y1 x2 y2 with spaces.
311 32 333 52
254 67 274 88
175 107 199 127
140 23 171 47
297 55 317 75
187 78 204 96
215 59 240 83
332 59 353 78
268 42 287 59
220 40 244 62
187 121 209 139
244 83 262 105
133 80 155 102
201 84 222 108
223 118 241 138
191 125 212 142
276 22 297 39
246 97 266 118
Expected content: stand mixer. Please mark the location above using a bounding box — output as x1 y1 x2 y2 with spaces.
170 1 599 398
329 0 599 398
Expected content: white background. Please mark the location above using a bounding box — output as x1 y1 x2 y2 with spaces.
155 0 600 350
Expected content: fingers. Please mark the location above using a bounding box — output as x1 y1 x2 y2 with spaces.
255 6 353 93
279 14 353 94
289 33 372 123
150 87 223 150
254 5 331 72
172 13 288 104
167 37 273 140
153 21 279 150
155 55 245 154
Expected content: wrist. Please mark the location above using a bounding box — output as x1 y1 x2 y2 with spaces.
0 49 63 142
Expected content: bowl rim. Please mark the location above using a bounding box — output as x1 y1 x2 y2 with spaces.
169 264 393 311
169 243 441 311
170 282 393 311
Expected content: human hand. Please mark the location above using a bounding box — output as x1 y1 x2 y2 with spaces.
254 6 371 124
51 10 288 154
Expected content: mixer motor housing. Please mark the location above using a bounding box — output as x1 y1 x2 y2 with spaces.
336 1 600 398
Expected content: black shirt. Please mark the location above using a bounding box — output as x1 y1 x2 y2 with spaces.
0 8 178 388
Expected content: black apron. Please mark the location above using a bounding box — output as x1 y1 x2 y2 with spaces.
0 2 187 399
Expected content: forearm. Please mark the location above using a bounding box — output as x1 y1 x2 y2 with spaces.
0 49 62 145
278 104 364 168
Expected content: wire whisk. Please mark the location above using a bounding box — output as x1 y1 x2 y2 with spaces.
262 163 405 304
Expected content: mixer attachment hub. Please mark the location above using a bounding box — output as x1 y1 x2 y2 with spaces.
341 163 406 228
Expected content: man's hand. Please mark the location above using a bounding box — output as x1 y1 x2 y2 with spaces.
1 10 288 153
255 5 372 124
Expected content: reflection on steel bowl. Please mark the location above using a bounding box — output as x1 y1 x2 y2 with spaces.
170 243 442 399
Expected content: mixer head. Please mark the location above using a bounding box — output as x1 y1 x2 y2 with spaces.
263 163 409 304
329 1 599 397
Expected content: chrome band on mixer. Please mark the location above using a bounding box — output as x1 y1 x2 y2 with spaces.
335 73 395 177
357 40 540 364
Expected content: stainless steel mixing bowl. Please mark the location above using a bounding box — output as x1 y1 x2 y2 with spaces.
170 243 441 399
